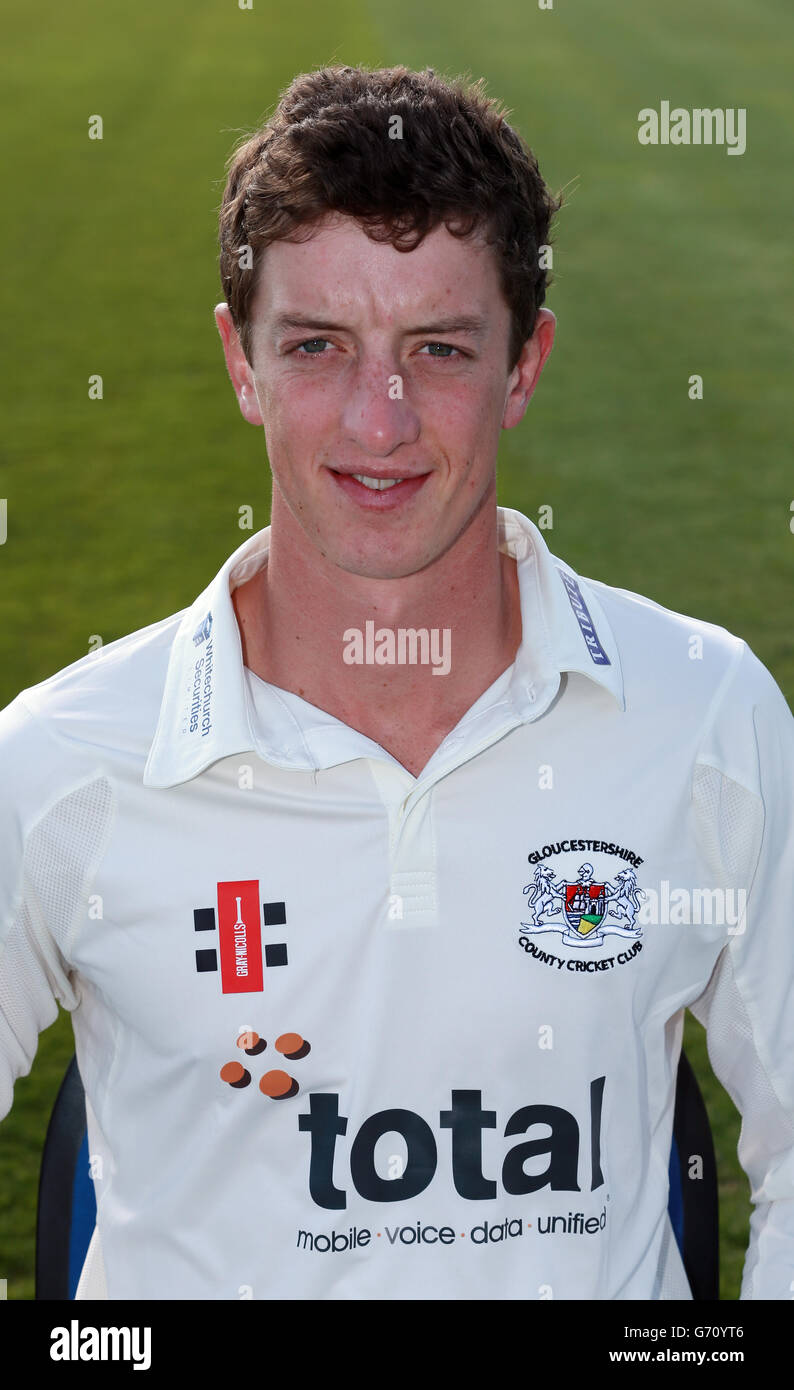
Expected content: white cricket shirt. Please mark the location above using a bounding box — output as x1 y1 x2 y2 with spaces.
1 506 793 1300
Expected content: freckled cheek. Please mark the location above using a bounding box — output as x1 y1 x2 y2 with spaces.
262 381 322 440
262 393 337 491
441 402 495 467
278 376 339 431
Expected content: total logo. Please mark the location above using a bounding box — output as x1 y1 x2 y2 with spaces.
298 1076 606 1210
219 1031 610 1252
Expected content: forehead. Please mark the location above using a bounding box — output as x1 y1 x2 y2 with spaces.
249 214 504 326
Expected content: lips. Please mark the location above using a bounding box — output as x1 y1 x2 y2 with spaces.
329 468 430 509
328 469 428 508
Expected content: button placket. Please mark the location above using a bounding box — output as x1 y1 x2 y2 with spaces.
368 760 438 928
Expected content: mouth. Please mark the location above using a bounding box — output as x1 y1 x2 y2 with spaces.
328 468 430 509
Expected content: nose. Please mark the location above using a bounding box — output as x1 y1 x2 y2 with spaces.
339 355 421 457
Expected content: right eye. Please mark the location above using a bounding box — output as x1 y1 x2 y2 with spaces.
293 339 331 356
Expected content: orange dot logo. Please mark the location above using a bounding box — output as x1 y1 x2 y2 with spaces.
275 1032 310 1061
259 1069 297 1100
220 1061 249 1088
219 1027 311 1099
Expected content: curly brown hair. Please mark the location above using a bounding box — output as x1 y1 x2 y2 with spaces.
218 64 562 371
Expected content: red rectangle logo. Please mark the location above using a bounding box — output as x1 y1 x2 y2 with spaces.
217 880 263 994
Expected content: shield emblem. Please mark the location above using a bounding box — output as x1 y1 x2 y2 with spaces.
565 882 606 936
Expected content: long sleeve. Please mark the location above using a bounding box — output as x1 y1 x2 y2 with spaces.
0 695 82 1123
689 642 794 1299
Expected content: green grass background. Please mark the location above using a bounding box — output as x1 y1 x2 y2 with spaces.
1 0 792 1300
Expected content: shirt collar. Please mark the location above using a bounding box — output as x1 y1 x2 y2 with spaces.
142 507 624 788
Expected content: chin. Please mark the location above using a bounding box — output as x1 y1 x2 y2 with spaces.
331 546 433 582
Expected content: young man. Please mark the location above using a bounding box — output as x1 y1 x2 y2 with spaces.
1 65 793 1301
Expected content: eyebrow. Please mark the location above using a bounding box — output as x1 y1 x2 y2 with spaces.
271 312 488 338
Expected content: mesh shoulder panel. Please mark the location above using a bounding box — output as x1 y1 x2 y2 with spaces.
24 776 115 957
692 761 763 889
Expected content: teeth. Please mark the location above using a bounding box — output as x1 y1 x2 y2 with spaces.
351 474 404 491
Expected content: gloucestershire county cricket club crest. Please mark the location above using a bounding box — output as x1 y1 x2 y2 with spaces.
520 842 647 951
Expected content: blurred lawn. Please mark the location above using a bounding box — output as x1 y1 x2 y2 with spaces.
1 0 792 1300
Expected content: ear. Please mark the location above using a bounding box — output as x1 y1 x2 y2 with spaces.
501 308 556 430
214 303 264 426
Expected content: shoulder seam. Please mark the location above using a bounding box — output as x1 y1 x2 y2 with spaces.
692 638 749 787
4 695 118 967
10 693 116 841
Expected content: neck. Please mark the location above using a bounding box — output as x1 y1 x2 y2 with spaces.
233 493 523 775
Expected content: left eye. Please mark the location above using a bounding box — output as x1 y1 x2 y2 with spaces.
419 342 459 358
